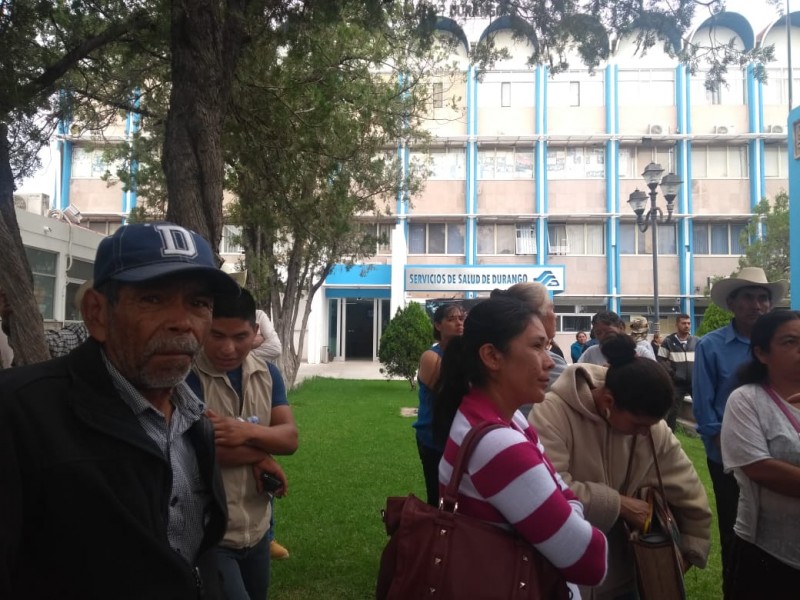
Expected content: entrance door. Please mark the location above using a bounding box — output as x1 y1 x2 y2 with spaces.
345 298 375 359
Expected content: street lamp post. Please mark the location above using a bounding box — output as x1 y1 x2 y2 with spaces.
627 163 682 337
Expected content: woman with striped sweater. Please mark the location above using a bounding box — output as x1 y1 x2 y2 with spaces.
433 294 608 595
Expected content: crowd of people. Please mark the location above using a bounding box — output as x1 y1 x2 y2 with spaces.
0 219 797 600
414 269 798 599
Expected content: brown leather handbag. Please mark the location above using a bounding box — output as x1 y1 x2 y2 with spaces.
376 422 570 600
625 433 686 600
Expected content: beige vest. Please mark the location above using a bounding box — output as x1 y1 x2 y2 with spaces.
193 352 274 549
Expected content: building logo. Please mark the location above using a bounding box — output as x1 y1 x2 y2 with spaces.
534 270 561 288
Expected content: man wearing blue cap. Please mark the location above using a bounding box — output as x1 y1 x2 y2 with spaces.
0 222 250 599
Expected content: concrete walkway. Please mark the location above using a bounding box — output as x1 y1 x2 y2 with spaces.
294 360 393 386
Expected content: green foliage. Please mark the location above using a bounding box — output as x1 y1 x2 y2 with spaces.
697 303 733 337
378 302 433 389
738 192 790 286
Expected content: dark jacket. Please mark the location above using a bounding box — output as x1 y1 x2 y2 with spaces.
657 332 700 395
0 340 227 600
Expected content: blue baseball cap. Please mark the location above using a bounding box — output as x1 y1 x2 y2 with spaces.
93 222 240 295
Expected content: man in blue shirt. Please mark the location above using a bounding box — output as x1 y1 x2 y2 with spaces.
692 267 787 589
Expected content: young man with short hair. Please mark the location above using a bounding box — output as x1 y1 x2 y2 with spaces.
658 313 699 431
187 288 298 600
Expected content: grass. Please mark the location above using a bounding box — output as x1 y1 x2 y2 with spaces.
270 378 722 600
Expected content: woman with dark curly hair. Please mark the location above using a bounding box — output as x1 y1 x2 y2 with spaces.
531 333 711 600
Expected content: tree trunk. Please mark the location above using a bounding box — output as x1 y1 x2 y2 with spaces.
162 0 248 249
0 123 51 365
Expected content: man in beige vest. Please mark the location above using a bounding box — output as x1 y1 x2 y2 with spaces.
186 288 298 600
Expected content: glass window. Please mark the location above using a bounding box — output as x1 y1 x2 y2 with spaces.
691 147 707 178
409 223 426 254
67 258 93 281
430 149 465 180
432 82 443 109
710 223 728 254
693 223 709 254
496 225 515 254
447 223 464 255
657 225 677 254
24 247 57 319
477 224 495 255
730 222 747 254
221 225 243 254
428 224 446 254
515 223 536 255
619 223 646 255
547 146 605 179
501 82 511 107
377 224 393 254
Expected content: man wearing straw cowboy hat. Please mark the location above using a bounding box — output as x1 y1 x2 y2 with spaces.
692 266 788 591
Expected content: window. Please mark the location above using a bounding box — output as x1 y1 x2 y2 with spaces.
71 146 124 179
24 246 57 319
501 82 511 107
478 223 514 255
408 222 464 255
477 79 535 108
86 219 123 236
547 147 605 179
548 223 605 255
432 82 443 109
64 258 93 321
764 146 788 178
691 146 748 178
690 70 745 106
619 146 676 178
762 67 800 106
619 223 677 255
515 223 536 255
477 147 534 179
693 221 747 255
548 71 604 107
377 223 393 254
428 149 466 179
618 69 675 106
221 225 244 254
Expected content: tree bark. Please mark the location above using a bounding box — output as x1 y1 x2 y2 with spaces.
163 0 250 250
0 123 51 365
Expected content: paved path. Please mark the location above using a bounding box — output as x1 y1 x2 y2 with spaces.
294 360 395 386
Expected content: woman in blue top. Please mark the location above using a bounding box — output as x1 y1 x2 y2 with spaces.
413 303 464 506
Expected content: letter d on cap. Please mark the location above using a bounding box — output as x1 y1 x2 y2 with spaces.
155 224 198 258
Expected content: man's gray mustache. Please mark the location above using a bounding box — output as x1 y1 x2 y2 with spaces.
144 336 200 356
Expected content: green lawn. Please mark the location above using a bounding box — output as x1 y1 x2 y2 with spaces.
270 377 722 600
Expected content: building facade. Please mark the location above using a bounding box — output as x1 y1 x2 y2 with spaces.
33 8 797 363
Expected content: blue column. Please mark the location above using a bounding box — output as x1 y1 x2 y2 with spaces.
605 64 620 314
536 66 548 263
465 64 478 302
747 65 763 209
789 107 800 309
675 64 692 319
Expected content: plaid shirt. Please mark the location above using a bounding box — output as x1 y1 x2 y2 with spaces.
102 352 211 563
45 322 89 358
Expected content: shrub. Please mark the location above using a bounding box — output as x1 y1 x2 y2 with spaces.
378 302 432 389
697 303 733 336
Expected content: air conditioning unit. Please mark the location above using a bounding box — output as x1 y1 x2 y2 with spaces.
648 123 667 135
68 123 81 137
715 124 735 134
767 124 784 134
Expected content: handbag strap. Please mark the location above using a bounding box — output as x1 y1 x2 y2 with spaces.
647 431 668 499
441 421 505 511
620 434 638 496
762 384 800 434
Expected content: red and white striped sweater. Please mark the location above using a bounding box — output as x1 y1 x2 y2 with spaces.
439 389 608 587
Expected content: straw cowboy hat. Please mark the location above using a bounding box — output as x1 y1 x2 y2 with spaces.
710 267 788 308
